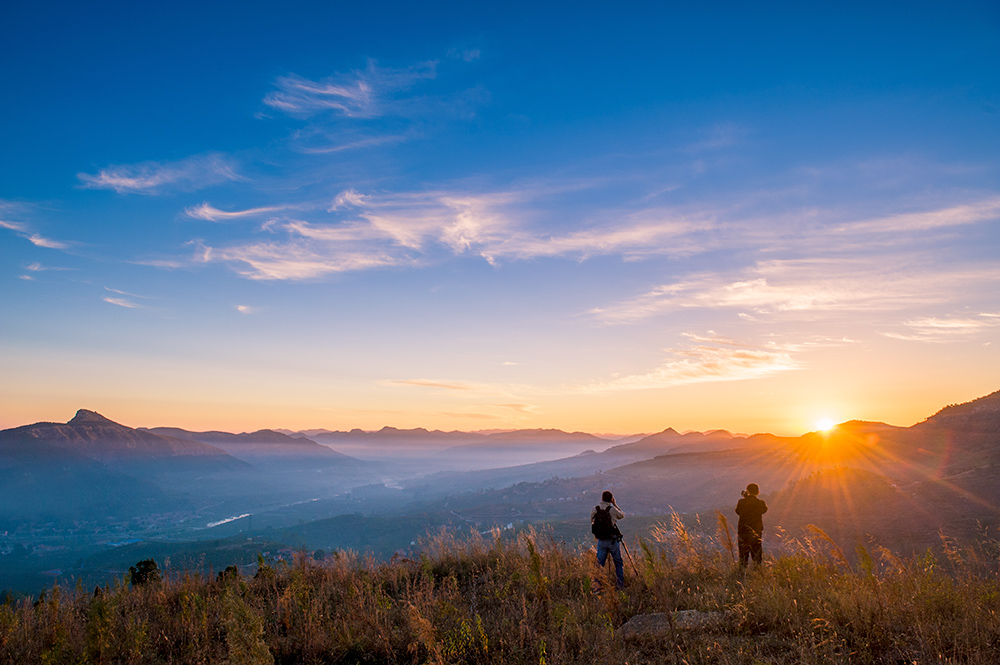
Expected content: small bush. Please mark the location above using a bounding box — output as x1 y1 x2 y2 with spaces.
128 558 161 587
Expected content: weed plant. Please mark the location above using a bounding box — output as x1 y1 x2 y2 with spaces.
1 519 998 664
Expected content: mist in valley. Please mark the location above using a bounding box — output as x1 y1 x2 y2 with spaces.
3 390 1000 596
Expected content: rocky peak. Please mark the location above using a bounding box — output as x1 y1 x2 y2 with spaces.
68 409 122 427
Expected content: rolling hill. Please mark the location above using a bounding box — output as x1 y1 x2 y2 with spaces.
142 426 358 468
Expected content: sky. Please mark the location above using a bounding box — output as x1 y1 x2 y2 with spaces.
2 1 999 436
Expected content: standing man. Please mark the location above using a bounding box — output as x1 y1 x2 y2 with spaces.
735 483 768 568
591 490 625 588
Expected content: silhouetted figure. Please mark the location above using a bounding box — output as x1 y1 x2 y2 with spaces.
591 490 625 588
735 483 768 568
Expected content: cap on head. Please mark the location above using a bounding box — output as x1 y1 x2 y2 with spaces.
745 483 760 495
602 490 614 502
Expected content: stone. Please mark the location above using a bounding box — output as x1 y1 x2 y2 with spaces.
618 610 726 637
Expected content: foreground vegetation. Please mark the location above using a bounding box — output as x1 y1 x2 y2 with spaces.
2 515 999 664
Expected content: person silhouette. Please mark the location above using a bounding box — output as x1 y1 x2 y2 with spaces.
735 483 768 568
591 490 625 588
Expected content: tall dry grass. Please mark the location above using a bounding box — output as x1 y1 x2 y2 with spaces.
1 519 998 664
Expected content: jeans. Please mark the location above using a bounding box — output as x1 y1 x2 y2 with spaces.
596 538 624 588
738 525 763 567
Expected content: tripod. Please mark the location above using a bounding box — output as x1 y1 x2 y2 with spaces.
619 537 641 578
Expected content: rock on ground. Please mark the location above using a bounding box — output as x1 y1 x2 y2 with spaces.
618 610 726 637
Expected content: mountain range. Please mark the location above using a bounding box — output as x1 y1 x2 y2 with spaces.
1 390 998 592
1 409 239 463
140 426 355 467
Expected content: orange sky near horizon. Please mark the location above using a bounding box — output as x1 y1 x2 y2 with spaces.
2 337 995 437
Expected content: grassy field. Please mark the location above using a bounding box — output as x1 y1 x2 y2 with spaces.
2 513 998 664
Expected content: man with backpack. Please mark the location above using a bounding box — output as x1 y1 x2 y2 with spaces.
591 490 625 588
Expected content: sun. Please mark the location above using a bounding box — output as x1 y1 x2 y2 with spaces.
815 418 835 432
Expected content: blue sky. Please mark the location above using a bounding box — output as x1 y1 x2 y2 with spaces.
2 1 999 434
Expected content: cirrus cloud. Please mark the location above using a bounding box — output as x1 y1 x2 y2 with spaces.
578 340 801 393
881 313 1000 343
78 153 241 194
185 202 293 221
263 59 438 119
1 219 69 250
192 187 717 279
589 258 1000 324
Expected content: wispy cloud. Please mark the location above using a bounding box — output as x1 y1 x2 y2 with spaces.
192 191 485 278
235 305 256 314
193 187 717 279
261 58 487 153
329 189 367 210
834 198 1000 235
263 60 438 119
203 239 411 280
0 219 29 233
590 258 1000 324
1 219 69 250
579 340 801 392
105 287 149 299
440 203 713 265
881 314 1000 343
78 153 241 194
27 234 68 249
101 287 150 309
380 334 802 400
103 296 141 308
389 379 477 391
177 185 1000 296
185 202 291 221
498 403 536 414
25 262 62 272
132 258 188 269
294 131 409 154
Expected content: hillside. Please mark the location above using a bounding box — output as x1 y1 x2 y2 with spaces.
920 389 1000 433
2 527 998 664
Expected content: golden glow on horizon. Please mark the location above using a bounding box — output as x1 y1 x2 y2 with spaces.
816 418 835 432
1 343 996 436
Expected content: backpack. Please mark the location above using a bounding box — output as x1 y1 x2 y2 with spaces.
591 505 619 540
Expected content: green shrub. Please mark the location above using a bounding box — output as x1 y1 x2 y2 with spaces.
128 558 161 587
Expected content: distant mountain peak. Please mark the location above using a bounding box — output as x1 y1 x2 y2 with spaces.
69 409 121 427
650 427 680 438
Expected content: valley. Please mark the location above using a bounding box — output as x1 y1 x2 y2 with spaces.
2 390 999 596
